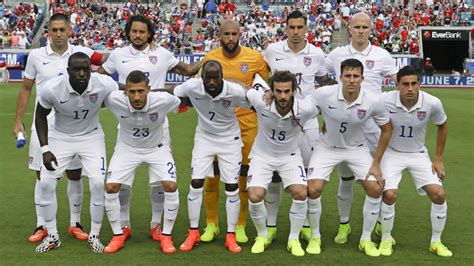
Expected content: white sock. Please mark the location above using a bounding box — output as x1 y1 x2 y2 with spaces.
249 200 268 238
89 177 104 236
360 195 381 242
265 182 282 227
162 190 179 235
288 199 308 241
35 179 45 227
380 202 395 241
150 185 164 228
40 177 58 235
307 197 322 238
67 179 83 227
431 201 447 243
105 192 122 235
187 186 203 229
337 178 354 223
225 189 240 233
119 185 132 228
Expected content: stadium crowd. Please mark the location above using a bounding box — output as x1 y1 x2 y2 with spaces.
0 2 44 49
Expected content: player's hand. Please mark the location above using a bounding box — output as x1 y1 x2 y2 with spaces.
263 90 273 106
12 121 26 139
432 159 446 180
366 163 384 188
43 152 58 171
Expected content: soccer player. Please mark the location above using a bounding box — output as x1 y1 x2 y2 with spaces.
176 60 248 253
325 12 398 244
12 13 105 243
263 10 336 241
306 58 392 256
246 71 315 256
103 71 181 254
99 15 201 242
34 52 118 253
378 66 451 257
202 19 270 244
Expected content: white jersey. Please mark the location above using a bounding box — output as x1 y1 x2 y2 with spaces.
382 91 447 153
102 45 179 90
39 73 118 136
174 78 248 141
247 88 316 159
105 90 180 149
310 84 390 148
326 42 397 94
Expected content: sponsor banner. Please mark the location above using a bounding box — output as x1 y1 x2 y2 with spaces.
382 75 474 88
421 29 470 41
0 51 29 68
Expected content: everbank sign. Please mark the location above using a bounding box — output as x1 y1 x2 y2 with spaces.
422 29 469 41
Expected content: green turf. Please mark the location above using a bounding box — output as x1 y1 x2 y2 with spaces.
0 84 473 264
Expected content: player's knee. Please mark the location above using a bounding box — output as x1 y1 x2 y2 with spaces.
41 177 57 195
225 183 238 192
247 188 264 203
383 189 397 205
66 169 82 180
106 183 121 193
161 181 177 192
429 188 445 204
366 182 382 198
271 171 282 183
291 186 308 201
89 177 105 195
240 165 249 177
191 179 204 189
307 183 323 199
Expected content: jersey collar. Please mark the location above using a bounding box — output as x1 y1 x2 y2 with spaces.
283 41 310 55
348 41 372 56
337 84 364 107
129 44 150 55
269 97 299 119
395 90 423 112
127 93 150 113
46 42 73 57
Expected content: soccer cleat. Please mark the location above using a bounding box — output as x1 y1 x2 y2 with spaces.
251 236 269 254
430 241 453 257
160 235 176 254
235 225 248 243
379 239 393 256
200 223 219 242
359 240 380 257
179 229 200 252
88 235 105 253
225 233 242 253
287 239 305 256
334 223 351 244
374 222 397 245
68 223 89 240
35 235 61 253
300 227 311 242
150 224 162 242
28 226 48 243
104 235 125 254
267 227 277 243
306 236 321 255
122 226 132 241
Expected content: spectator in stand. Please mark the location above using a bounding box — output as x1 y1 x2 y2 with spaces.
424 58 435 76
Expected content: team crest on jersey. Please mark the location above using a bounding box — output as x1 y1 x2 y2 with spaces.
357 109 367 119
149 56 158 65
303 57 312 67
240 63 249 74
89 93 99 103
291 117 301 127
365 60 375 70
222 99 232 109
417 111 427 121
28 156 33 165
149 112 159 121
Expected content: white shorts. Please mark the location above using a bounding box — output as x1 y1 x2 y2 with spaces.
40 131 106 180
247 153 307 189
307 142 376 182
299 128 320 168
191 133 242 184
338 131 380 177
29 129 83 172
106 141 177 187
381 149 442 196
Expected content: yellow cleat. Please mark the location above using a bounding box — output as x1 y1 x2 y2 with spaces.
430 241 453 257
359 240 380 257
334 223 351 244
287 239 305 257
235 225 248 243
200 223 219 242
251 236 269 254
267 227 277 243
379 240 393 256
300 227 311 242
306 236 321 255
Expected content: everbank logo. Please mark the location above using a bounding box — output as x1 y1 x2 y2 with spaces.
424 30 463 39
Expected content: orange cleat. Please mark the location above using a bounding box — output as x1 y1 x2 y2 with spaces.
179 229 200 252
122 226 132 241
150 224 162 242
225 233 242 253
104 235 125 254
68 223 89 240
160 235 177 254
28 226 48 243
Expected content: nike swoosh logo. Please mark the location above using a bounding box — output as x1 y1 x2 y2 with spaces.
194 97 204 100
188 197 198 201
73 203 81 207
229 199 239 203
328 105 337 109
93 203 103 206
60 100 69 104
167 207 178 212
437 215 446 219
158 191 164 195
43 61 51 65
276 58 284 61
262 113 269 118
122 60 130 63
371 211 379 215
389 110 397 113
383 215 394 220
120 115 129 118
337 195 348 201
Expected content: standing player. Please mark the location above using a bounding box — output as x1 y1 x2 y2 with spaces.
306 59 392 256
246 71 315 256
103 71 181 254
201 19 270 244
325 12 398 244
378 66 451 257
263 10 336 240
12 13 105 243
99 15 201 242
34 53 117 253
175 60 248 253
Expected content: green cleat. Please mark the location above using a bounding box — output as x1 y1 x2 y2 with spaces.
359 240 380 257
379 240 393 256
235 225 248 243
267 227 277 243
306 236 321 255
251 236 269 254
374 222 397 245
287 239 305 257
334 223 351 244
200 223 219 242
300 227 311 242
430 241 453 257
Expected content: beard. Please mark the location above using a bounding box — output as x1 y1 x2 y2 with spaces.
221 40 239 54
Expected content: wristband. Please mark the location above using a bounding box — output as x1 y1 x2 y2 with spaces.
41 145 50 153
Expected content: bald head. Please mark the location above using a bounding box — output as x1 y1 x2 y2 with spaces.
219 19 241 57
220 19 240 32
351 12 371 26
349 12 372 48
